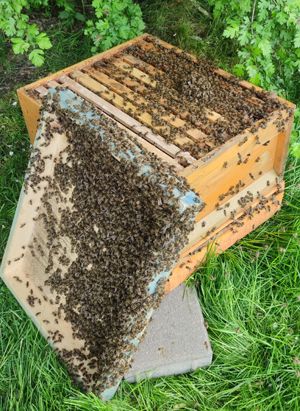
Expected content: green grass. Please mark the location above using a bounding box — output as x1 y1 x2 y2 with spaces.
1 3 300 410
140 0 236 67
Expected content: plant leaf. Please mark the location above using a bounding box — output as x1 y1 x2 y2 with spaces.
11 37 29 54
29 49 45 66
36 32 52 50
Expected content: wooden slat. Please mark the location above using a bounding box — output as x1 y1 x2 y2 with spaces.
85 68 141 102
20 34 149 94
44 80 182 168
115 54 223 124
122 53 165 77
97 63 217 146
122 54 225 121
35 86 48 97
58 74 183 159
70 71 169 136
99 64 149 94
47 80 61 88
108 116 183 170
70 70 195 148
85 67 208 144
99 62 195 122
112 60 156 87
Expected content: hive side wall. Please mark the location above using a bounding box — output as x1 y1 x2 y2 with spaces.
17 89 41 144
274 113 294 175
182 109 292 223
166 188 284 293
165 108 294 292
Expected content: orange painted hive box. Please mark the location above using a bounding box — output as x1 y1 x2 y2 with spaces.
17 34 295 293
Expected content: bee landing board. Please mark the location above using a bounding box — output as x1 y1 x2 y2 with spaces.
17 34 295 292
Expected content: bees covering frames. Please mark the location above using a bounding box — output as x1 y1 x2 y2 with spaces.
22 90 201 395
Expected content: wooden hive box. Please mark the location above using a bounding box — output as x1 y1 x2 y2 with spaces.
17 34 295 293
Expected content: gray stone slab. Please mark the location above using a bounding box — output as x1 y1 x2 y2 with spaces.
124 284 212 382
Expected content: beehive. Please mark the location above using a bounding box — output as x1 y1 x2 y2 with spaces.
17 34 295 292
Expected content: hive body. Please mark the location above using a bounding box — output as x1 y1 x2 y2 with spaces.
17 34 295 292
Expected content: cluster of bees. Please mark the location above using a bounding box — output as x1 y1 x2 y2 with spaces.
19 91 201 394
95 35 291 160
28 35 292 167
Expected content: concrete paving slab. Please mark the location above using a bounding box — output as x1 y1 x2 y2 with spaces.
125 284 212 382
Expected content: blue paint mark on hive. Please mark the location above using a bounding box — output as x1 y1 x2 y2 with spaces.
148 271 170 294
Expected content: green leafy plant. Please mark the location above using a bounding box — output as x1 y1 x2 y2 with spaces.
0 0 53 66
207 0 300 157
207 0 300 96
0 0 144 66
84 0 145 52
291 108 300 159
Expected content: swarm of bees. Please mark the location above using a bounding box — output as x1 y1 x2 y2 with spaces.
103 35 292 159
21 90 201 396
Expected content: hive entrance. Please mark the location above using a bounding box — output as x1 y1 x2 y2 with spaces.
1 89 201 398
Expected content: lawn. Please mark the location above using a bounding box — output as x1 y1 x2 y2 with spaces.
0 3 299 410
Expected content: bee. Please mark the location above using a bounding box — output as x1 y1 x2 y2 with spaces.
14 254 24 262
27 295 36 307
13 276 22 283
238 136 248 146
237 152 242 165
